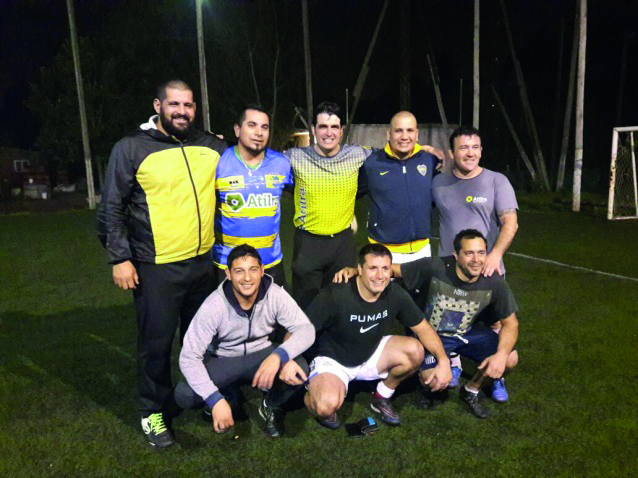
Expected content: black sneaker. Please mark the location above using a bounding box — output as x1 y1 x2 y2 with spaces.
459 387 489 419
417 389 449 410
315 412 342 430
370 395 401 426
259 400 285 438
141 413 176 448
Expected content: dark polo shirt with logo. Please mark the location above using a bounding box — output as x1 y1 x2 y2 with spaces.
401 256 517 336
305 280 423 367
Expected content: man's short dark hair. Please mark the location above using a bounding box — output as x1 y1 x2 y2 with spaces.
313 101 343 126
453 229 487 254
227 244 263 269
237 104 271 127
358 243 392 266
156 80 193 102
449 126 481 151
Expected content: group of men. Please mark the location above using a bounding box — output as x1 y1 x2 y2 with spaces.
98 80 521 448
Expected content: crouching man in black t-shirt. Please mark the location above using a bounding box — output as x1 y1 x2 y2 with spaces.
337 229 520 419
304 243 451 428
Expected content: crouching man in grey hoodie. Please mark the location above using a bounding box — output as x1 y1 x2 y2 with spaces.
170 244 315 441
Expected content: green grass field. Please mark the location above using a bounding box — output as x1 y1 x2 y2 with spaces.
1 199 637 477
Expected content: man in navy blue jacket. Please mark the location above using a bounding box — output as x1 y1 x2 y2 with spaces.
359 111 441 265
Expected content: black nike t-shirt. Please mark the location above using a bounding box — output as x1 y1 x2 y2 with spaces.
305 280 424 367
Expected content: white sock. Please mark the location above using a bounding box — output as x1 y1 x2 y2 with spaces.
376 381 395 399
464 385 479 395
450 354 462 369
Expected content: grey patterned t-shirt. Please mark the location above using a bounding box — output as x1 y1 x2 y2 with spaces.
401 256 517 336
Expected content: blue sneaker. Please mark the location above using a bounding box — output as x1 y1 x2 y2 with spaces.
449 367 461 388
492 378 509 403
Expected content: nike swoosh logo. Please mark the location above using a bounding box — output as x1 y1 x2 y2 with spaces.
380 171 389 176
360 323 379 333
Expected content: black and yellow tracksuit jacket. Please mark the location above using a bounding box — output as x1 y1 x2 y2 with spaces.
98 117 227 265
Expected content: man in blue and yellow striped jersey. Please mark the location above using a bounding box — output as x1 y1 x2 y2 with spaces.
213 105 292 287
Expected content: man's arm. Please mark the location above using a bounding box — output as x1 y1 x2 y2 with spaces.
410 320 451 391
333 263 402 283
483 209 518 276
100 140 139 288
478 313 518 379
421 144 444 161
252 288 316 389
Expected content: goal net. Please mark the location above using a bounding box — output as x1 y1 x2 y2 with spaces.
608 126 638 220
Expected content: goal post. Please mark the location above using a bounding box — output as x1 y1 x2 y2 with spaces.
608 126 638 220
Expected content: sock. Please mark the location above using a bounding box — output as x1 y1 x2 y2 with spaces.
450 354 462 369
464 384 479 395
375 381 395 399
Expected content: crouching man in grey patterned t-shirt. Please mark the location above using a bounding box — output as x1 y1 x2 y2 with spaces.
169 244 315 440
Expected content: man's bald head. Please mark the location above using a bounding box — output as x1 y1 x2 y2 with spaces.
387 111 419 159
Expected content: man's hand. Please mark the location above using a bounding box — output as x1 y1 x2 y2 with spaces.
482 251 503 277
252 353 281 390
113 261 139 289
478 352 508 380
424 360 452 391
279 360 308 386
211 398 234 433
333 267 358 283
350 215 358 234
422 145 445 161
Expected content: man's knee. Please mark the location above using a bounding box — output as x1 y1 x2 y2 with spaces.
306 376 345 417
405 339 425 368
506 350 519 370
174 380 202 409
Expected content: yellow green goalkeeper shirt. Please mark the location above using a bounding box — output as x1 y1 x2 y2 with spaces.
285 145 371 235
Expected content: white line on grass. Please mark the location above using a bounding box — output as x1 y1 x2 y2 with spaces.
508 252 638 282
87 333 135 361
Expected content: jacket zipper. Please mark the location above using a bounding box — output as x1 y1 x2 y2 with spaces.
179 141 202 255
244 307 255 355
402 164 415 239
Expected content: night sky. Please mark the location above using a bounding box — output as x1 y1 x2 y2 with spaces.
1 0 637 190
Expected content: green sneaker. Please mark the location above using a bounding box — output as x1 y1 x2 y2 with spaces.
141 413 176 448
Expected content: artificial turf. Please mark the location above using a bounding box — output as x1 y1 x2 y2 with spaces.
1 199 637 477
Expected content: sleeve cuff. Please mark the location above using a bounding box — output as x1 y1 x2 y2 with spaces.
205 391 225 409
272 347 289 364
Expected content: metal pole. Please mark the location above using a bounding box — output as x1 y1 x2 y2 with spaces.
345 88 349 125
631 132 637 215
66 0 95 209
459 78 463 126
573 0 587 212
302 0 314 145
344 0 389 142
608 128 619 219
473 0 480 129
196 0 210 132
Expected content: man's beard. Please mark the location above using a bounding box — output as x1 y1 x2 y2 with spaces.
159 109 194 141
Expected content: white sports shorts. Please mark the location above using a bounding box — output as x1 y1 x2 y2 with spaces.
308 335 393 393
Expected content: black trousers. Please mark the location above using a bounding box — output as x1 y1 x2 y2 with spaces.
174 345 308 410
291 228 355 310
133 252 213 416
